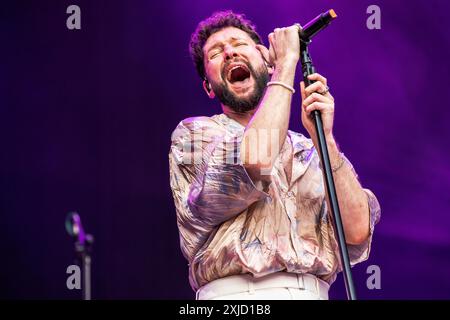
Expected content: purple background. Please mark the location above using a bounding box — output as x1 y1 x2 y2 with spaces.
1 0 450 299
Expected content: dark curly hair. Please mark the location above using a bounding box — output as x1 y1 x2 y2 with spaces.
189 10 263 80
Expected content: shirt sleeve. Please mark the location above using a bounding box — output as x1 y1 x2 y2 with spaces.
347 188 381 266
169 117 270 228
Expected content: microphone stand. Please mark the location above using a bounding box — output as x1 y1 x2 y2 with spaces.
66 212 94 300
75 233 93 300
300 40 357 300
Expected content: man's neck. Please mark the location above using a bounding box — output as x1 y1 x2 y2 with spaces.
222 105 256 127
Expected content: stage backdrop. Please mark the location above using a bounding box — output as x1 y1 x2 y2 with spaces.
1 0 450 299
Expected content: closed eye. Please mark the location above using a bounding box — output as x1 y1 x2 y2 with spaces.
209 50 222 59
208 41 247 59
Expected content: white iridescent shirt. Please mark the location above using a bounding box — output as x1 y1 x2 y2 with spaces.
169 113 381 291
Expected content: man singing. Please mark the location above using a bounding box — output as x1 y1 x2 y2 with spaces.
169 11 380 300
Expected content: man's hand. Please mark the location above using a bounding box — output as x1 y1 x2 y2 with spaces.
300 73 335 142
256 24 300 72
268 25 300 68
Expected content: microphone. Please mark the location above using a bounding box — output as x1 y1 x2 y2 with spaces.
65 211 93 247
299 9 337 43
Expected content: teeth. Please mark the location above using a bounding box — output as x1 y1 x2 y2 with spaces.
229 65 247 72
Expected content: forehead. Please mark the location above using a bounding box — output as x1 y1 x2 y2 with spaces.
203 27 255 52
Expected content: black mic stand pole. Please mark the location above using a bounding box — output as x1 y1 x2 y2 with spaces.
77 234 93 300
300 39 357 300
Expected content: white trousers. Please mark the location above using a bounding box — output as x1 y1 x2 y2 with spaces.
196 272 329 300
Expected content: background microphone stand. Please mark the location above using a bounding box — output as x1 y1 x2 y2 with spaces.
66 212 94 300
299 10 357 300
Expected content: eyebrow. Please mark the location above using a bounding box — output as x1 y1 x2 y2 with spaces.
206 36 246 54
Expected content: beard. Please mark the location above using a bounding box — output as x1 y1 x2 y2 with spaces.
209 62 270 113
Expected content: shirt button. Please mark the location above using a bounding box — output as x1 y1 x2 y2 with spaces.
287 191 294 198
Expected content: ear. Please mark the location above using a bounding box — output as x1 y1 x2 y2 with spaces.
202 79 215 99
256 44 274 75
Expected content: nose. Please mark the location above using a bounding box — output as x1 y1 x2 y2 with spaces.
224 44 238 60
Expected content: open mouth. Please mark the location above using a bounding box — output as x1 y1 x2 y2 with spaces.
226 64 251 84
